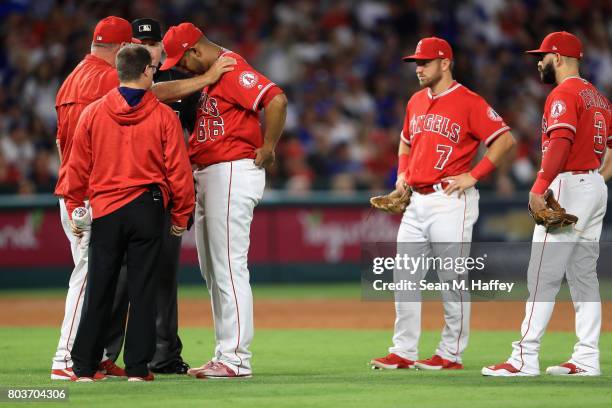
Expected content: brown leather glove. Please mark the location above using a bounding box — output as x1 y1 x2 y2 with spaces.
529 189 578 229
370 187 412 214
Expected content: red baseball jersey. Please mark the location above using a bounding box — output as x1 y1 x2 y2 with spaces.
401 82 510 187
54 54 119 196
540 77 611 171
189 50 283 167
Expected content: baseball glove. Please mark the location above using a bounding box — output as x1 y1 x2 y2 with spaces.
529 189 578 229
370 187 412 214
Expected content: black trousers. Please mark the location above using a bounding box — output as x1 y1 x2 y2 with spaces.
105 208 184 369
71 190 164 377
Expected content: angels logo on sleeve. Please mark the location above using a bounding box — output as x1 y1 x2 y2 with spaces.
550 100 566 118
487 107 503 122
239 71 258 89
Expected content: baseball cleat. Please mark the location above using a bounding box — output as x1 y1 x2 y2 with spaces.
98 359 127 377
51 367 73 380
415 355 463 370
189 362 252 379
151 360 190 375
128 372 155 382
481 363 536 376
546 362 600 376
186 360 215 377
70 371 107 382
369 353 415 370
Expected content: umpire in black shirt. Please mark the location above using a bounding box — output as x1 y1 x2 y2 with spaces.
105 18 199 375
133 18 199 132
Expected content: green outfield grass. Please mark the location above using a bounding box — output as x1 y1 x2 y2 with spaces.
0 327 610 408
0 283 362 300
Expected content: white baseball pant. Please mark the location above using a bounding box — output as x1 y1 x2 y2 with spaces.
52 199 111 370
194 159 265 376
507 171 607 375
390 186 479 363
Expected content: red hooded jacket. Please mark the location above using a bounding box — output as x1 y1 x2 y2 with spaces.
64 88 194 228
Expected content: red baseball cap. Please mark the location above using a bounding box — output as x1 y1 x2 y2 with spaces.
526 31 583 59
93 16 140 44
403 37 453 62
160 22 203 71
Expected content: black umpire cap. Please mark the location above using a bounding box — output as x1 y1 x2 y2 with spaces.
131 18 162 42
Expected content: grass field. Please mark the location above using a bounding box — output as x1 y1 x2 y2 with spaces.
1 284 611 407
0 283 362 300
1 327 611 407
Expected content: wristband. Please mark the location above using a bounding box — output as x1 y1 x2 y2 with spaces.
469 156 496 180
530 177 551 195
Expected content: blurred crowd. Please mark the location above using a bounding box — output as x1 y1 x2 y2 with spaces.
0 0 610 196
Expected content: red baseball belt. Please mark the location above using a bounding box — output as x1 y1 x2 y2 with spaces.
567 170 596 175
410 181 450 195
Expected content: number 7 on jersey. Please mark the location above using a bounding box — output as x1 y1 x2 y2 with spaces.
435 144 453 170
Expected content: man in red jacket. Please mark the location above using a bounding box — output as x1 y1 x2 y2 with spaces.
51 15 138 380
64 44 195 382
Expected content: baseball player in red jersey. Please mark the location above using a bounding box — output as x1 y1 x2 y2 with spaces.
51 17 235 381
370 37 515 370
483 32 611 377
159 23 288 379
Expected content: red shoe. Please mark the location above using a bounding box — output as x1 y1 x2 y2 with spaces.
98 360 127 377
51 367 73 380
191 362 252 379
415 355 463 370
127 372 155 382
546 362 600 376
481 362 535 377
369 353 415 370
70 371 107 382
186 360 215 377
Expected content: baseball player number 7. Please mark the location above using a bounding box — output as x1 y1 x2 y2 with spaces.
434 144 453 170
593 112 606 155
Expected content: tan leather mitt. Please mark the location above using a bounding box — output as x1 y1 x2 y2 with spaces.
529 189 578 229
370 188 412 214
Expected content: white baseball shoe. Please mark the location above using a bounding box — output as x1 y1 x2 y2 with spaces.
481 363 537 377
546 362 600 376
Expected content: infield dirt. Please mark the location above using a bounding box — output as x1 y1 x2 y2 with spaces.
2 298 611 331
